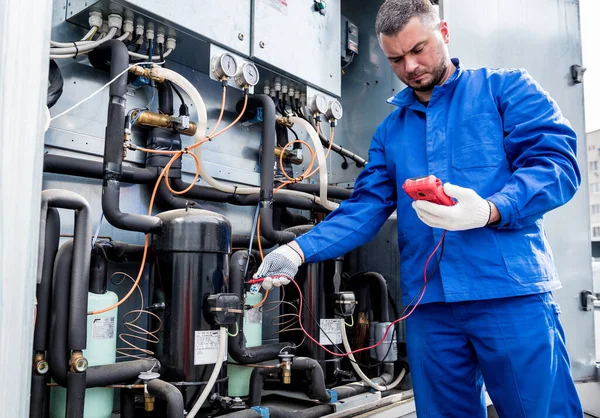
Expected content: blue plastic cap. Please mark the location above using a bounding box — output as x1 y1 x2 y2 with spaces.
327 389 338 403
251 406 270 417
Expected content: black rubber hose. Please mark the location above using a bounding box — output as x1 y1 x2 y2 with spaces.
229 251 294 364
29 374 48 418
89 250 107 295
44 154 157 183
47 60 64 108
92 40 162 234
40 190 92 351
49 242 72 388
231 234 274 250
146 379 185 418
280 208 310 226
291 357 331 402
286 183 352 200
218 410 262 418
43 154 328 212
86 359 161 388
269 405 333 418
95 240 146 263
120 389 136 418
34 207 60 351
66 371 86 418
155 179 190 210
246 95 297 245
173 178 326 211
345 272 389 322
248 367 280 406
157 81 174 115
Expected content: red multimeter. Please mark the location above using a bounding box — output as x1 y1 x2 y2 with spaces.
402 175 455 206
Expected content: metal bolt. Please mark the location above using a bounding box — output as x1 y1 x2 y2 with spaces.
238 33 245 41
259 41 265 49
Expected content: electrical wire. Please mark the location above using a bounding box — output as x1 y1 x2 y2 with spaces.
341 52 355 70
50 61 164 122
111 272 163 360
254 231 447 357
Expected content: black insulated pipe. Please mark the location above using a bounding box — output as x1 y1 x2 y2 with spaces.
248 367 280 407
157 81 174 115
90 40 162 233
89 249 108 295
245 95 297 245
66 371 86 418
346 272 389 322
146 379 185 418
286 182 352 200
34 207 60 351
40 190 92 351
290 357 331 403
269 405 333 418
43 154 330 212
29 374 47 418
120 389 136 418
229 251 294 364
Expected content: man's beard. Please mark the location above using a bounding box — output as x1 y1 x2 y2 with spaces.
411 60 448 92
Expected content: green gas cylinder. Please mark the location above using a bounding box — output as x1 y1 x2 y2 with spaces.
50 291 118 418
227 291 263 397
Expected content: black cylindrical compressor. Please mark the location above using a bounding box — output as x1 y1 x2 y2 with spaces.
150 208 231 410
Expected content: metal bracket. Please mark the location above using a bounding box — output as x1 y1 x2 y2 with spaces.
570 64 586 84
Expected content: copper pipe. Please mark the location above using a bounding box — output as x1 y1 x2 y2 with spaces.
134 111 197 136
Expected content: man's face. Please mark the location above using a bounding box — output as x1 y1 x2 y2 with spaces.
379 17 450 92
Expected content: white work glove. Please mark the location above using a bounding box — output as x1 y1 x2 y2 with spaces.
254 243 304 290
412 183 491 231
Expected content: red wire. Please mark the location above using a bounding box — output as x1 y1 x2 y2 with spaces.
254 231 447 357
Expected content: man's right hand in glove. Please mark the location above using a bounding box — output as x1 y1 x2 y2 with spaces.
253 241 304 289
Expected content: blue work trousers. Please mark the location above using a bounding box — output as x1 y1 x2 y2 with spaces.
406 293 583 417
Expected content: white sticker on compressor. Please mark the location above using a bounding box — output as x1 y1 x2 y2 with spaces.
267 0 288 15
194 330 228 365
319 318 342 345
92 317 115 340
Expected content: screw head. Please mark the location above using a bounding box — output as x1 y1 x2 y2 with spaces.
238 33 244 41
259 41 265 49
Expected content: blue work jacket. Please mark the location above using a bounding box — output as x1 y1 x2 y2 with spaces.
295 58 580 305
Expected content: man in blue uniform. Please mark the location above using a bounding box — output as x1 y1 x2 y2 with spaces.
255 0 584 416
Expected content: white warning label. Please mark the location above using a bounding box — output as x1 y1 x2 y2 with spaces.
319 318 342 345
194 330 227 365
92 317 115 340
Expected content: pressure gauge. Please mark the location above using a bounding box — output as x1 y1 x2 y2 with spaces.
235 62 260 88
326 99 343 120
212 53 238 80
308 94 328 115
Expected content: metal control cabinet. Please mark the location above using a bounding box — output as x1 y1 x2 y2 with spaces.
67 0 252 56
251 0 341 96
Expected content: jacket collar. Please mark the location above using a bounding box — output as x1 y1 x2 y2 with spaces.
386 58 463 108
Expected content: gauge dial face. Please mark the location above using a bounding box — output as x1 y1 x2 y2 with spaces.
241 63 260 86
218 53 238 78
328 100 343 119
310 94 328 114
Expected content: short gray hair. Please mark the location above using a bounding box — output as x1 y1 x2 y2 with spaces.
375 0 439 37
